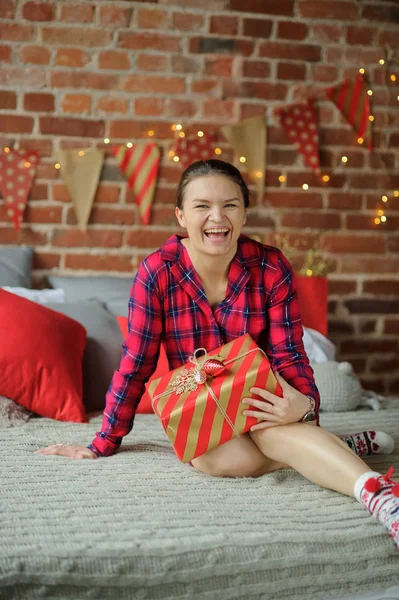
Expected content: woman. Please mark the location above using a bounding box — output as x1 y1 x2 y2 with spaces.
35 159 399 549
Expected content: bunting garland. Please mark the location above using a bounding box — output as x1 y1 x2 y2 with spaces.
0 148 39 231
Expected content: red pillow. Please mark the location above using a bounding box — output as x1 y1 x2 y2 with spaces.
0 290 88 423
116 316 169 413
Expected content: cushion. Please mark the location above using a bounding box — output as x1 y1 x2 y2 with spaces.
48 276 132 316
2 286 65 304
116 316 170 414
0 289 87 423
0 246 33 287
48 301 124 413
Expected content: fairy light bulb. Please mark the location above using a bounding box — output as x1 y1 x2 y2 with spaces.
322 175 330 182
306 269 313 276
381 215 387 222
214 147 222 155
55 163 61 169
239 156 246 163
179 132 185 138
104 138 110 144
126 142 133 148
377 209 384 216
4 147 10 153
391 74 397 82
382 195 388 202
168 150 175 158
358 137 364 144
374 217 380 225
302 183 309 191
394 191 399 197
255 171 262 178
148 130 154 137
24 161 31 168
379 59 385 65
78 150 84 157
173 156 180 162
278 175 286 183
369 115 374 122
197 131 204 137
176 124 182 131
367 90 373 96
341 156 348 163
359 68 365 74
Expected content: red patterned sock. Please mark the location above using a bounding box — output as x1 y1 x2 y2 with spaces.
341 430 395 456
354 467 399 549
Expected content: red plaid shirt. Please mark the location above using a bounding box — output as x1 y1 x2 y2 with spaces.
88 234 320 457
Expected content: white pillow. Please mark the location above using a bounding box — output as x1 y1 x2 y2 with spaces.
303 326 336 363
1 286 65 305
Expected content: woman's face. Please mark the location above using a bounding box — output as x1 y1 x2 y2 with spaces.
175 175 247 257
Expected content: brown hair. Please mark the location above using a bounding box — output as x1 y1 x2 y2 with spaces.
175 159 250 210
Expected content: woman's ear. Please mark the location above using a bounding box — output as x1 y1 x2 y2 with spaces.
175 206 185 228
242 209 248 225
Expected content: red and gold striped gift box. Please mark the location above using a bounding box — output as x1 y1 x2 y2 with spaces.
146 334 283 463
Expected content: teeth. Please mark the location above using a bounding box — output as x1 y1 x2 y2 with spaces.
204 229 229 233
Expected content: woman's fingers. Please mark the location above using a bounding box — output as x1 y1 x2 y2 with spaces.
33 444 97 459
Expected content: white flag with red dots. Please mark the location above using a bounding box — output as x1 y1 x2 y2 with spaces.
275 98 321 175
0 148 39 231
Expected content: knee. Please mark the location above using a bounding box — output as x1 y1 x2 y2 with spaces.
192 455 264 479
248 423 296 456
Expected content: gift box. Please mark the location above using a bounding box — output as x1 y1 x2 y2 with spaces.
146 334 283 463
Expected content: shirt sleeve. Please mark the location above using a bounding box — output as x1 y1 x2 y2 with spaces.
265 249 321 423
87 259 163 457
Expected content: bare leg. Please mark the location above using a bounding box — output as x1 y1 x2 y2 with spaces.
249 423 370 497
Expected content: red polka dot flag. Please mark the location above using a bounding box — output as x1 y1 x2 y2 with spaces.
170 131 217 171
275 98 321 175
0 148 39 231
113 143 160 226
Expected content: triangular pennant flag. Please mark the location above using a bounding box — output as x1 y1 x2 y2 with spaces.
113 143 160 225
275 98 321 175
56 149 104 230
169 131 217 171
326 74 372 151
221 116 266 203
0 148 39 231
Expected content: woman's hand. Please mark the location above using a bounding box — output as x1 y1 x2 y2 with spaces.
242 371 314 431
33 444 98 459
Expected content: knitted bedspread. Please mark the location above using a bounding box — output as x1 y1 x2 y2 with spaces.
1 401 399 600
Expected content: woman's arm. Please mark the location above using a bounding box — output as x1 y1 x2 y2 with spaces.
88 259 163 457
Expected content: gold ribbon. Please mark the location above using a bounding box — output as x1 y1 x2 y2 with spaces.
151 345 269 437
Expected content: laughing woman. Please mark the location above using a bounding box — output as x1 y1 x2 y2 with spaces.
35 159 399 549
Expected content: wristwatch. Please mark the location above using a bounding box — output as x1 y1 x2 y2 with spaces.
299 396 316 422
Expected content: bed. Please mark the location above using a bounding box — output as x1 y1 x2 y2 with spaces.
1 400 399 600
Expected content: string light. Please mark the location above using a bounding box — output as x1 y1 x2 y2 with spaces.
357 137 364 144
168 150 175 158
302 183 309 190
148 130 155 137
369 115 374 121
359 68 365 74
391 74 397 82
178 132 185 138
367 89 373 96
394 191 399 197
341 156 348 163
197 131 204 137
126 142 133 148
4 147 10 153
78 150 84 157
381 215 387 222
278 174 286 183
379 59 385 65
382 195 388 202
173 156 180 162
322 175 330 182
255 171 263 178
239 156 246 163
306 269 313 276
24 161 31 168
55 163 60 169
214 147 222 155
104 138 110 144
175 124 182 131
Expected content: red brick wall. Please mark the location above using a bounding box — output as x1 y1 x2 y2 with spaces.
0 0 398 393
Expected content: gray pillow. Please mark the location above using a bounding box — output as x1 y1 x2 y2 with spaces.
0 246 33 288
48 276 132 317
47 300 123 413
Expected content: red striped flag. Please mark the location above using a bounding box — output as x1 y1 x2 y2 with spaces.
113 143 160 225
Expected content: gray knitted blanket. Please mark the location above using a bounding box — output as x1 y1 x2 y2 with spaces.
1 401 399 600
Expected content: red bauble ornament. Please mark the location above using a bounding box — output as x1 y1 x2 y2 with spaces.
203 359 225 377
364 478 381 493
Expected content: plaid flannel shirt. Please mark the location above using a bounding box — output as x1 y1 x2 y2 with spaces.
88 234 320 457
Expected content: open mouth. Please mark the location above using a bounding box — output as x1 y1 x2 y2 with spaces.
203 228 230 239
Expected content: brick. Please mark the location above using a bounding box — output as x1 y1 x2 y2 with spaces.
134 97 165 117
280 212 341 229
0 227 47 245
202 99 235 119
150 207 179 227
109 120 173 140
298 0 358 19
120 75 185 94
311 24 343 43
0 0 16 19
328 279 357 295
229 0 294 16
97 96 128 114
40 117 104 138
243 18 273 38
322 128 357 146
137 53 168 72
60 3 94 23
346 25 375 45
239 104 266 120
363 280 399 295
328 320 354 335
263 192 322 209
340 257 399 274
32 252 60 270
205 56 234 77
22 1 54 21
384 319 399 334
311 65 338 83
136 7 169 29
98 6 132 27
370 357 399 373
277 21 307 41
153 187 177 205
61 94 91 114
259 42 321 62
378 29 399 49
42 27 112 47
320 234 385 254
387 237 399 253
349 174 391 190
359 320 377 334
118 32 180 53
222 80 287 100
166 99 196 117
345 299 399 316
53 229 122 248
158 164 181 184
65 253 133 272
27 183 49 200
67 206 135 226
126 229 172 248
189 37 253 56
191 79 218 94
25 206 62 224
242 60 271 79
24 92 54 112
327 193 362 210
19 45 51 65
172 11 204 32
0 91 16 110
160 0 224 7
0 45 12 63
55 48 89 68
345 47 384 65
0 115 33 134
210 15 238 36
93 185 121 204
349 214 399 232
98 50 130 70
51 72 119 91
0 23 34 42
269 148 299 166
171 55 200 74
361 4 399 22
277 62 306 80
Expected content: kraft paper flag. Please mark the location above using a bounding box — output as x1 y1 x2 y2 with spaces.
113 143 160 225
326 74 372 151
275 98 321 175
0 148 39 231
221 116 266 203
169 131 217 171
56 149 104 230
